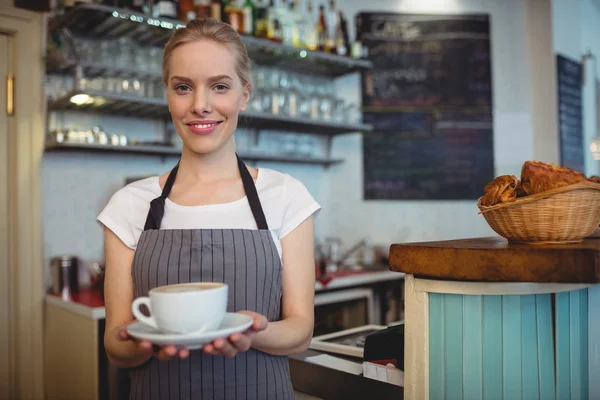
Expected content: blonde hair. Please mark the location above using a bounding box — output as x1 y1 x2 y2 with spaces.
162 18 253 93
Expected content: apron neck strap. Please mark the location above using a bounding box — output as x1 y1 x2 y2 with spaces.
236 154 269 230
143 155 269 231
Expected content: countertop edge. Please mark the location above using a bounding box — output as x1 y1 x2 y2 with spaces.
45 294 106 320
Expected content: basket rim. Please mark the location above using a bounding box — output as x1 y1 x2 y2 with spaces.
477 180 600 214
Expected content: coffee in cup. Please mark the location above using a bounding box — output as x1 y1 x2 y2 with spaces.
131 282 228 334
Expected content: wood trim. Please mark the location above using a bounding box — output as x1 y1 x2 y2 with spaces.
403 274 429 400
0 31 11 399
414 279 594 296
0 5 45 399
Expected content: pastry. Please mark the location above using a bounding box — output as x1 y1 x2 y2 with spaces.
519 161 585 196
588 176 600 184
480 175 519 206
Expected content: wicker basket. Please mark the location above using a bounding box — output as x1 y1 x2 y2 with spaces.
477 180 600 244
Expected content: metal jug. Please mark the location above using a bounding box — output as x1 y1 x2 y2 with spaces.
50 255 79 300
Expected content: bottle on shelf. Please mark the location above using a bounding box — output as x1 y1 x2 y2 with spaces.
254 0 268 38
334 10 348 56
316 4 327 52
290 0 307 48
265 0 278 41
278 0 294 46
155 0 178 18
241 0 255 36
179 0 196 21
325 0 336 53
304 1 317 51
193 0 212 19
210 0 223 21
352 13 367 59
224 0 243 33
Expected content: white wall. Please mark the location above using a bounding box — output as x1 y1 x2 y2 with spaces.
551 0 600 177
319 0 547 248
42 0 568 274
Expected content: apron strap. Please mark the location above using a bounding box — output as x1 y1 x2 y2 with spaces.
236 155 269 230
143 161 179 231
143 155 269 231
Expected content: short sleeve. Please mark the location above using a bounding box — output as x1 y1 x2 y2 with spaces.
97 188 138 249
279 175 321 239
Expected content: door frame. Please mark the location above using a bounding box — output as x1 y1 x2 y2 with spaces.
0 5 44 399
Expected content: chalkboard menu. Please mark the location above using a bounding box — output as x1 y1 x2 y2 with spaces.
556 54 584 173
359 13 494 200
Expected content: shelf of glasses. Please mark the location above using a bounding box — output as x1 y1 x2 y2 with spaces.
44 142 344 167
48 90 373 136
48 3 373 77
46 59 162 81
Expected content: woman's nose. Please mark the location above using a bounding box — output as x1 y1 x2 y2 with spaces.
192 89 212 115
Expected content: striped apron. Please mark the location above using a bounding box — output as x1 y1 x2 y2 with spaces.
128 155 294 400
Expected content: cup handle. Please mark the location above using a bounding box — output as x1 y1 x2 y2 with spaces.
131 297 158 330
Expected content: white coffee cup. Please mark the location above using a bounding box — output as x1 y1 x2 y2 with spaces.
131 282 228 334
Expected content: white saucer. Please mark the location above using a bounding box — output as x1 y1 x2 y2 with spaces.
127 313 254 350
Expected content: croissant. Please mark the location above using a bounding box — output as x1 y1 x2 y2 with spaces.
519 161 585 196
588 176 600 184
480 175 519 206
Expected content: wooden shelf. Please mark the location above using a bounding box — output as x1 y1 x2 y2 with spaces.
44 142 344 167
48 90 372 136
48 3 373 78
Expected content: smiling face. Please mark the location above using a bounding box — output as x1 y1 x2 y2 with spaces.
166 39 250 155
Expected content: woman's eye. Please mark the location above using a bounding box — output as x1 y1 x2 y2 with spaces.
214 84 229 92
175 84 191 92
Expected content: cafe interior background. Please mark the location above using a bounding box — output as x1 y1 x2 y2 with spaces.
1 0 600 398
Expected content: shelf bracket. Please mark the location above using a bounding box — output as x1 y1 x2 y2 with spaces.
248 128 260 149
324 135 333 161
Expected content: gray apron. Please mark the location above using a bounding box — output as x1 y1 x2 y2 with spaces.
128 155 294 399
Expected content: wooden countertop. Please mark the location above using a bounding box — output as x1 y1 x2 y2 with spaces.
389 236 600 283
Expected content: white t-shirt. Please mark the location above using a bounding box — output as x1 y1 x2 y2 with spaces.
97 168 321 259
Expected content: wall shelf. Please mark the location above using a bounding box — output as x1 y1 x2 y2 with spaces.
46 60 162 81
48 3 373 78
44 142 344 167
48 90 372 136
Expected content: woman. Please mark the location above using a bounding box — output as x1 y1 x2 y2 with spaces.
97 18 320 399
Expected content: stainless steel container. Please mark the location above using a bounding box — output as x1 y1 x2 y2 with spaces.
50 255 79 300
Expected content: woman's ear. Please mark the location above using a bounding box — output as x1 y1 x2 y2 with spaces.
240 85 251 112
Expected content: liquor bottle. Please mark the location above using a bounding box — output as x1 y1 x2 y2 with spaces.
155 0 177 18
193 0 212 19
271 18 283 43
224 0 243 32
265 0 277 40
179 0 195 20
291 0 307 48
241 0 255 35
317 4 327 52
334 10 348 56
254 0 268 38
304 1 317 51
352 13 366 59
341 11 350 55
278 0 294 46
210 0 223 21
325 0 336 53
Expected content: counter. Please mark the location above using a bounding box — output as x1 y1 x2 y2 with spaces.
389 236 600 400
44 268 404 399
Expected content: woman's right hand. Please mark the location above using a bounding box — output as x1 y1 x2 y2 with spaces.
116 325 190 361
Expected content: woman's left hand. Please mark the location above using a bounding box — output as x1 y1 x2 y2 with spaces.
202 311 268 358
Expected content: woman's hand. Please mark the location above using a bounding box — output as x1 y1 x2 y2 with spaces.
202 311 268 358
116 325 190 361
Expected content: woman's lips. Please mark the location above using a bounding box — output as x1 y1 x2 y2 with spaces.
187 121 221 135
